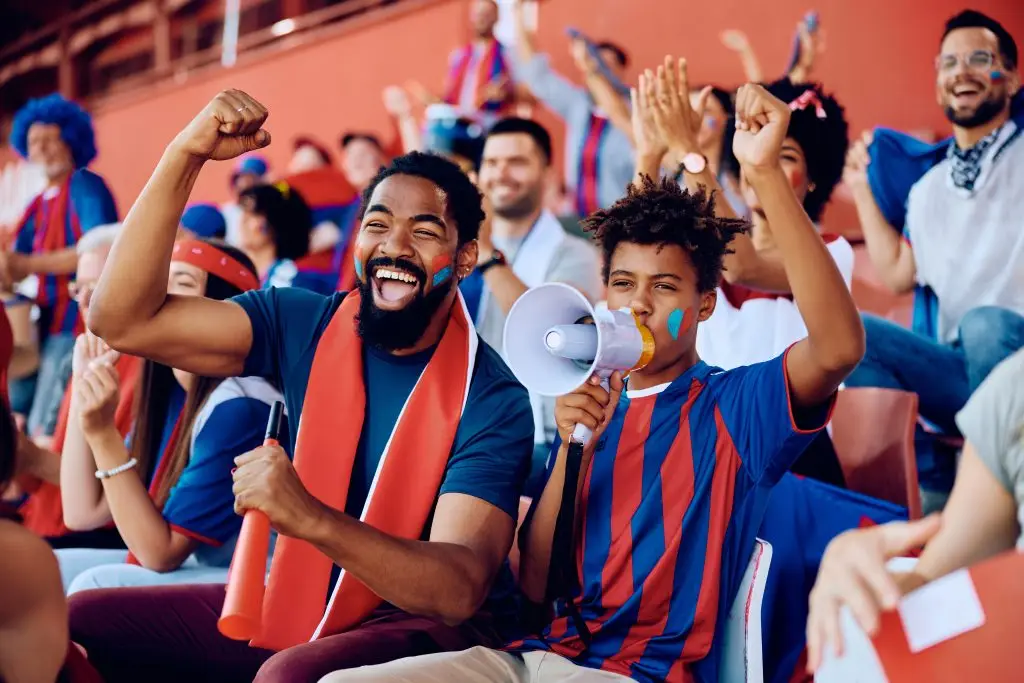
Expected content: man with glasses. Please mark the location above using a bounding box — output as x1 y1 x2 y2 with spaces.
843 9 1023 513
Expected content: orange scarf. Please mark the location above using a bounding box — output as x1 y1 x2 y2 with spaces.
19 354 141 538
253 289 477 651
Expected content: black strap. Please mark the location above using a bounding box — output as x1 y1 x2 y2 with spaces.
546 440 593 650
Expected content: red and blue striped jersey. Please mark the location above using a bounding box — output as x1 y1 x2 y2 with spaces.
510 350 833 683
14 169 117 337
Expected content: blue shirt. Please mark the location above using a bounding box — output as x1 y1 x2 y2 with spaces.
264 259 337 297
161 377 285 566
513 353 832 683
232 286 534 622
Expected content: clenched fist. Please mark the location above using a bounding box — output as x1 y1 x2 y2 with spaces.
732 83 792 171
553 372 624 453
170 89 271 162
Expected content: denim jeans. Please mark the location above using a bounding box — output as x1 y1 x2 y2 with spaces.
9 330 76 437
845 306 1024 496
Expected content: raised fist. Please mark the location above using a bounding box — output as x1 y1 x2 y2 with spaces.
732 83 792 171
171 89 271 162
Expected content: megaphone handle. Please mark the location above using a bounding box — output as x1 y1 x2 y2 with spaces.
569 375 609 447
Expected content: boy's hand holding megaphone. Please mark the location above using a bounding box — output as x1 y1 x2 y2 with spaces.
554 371 624 455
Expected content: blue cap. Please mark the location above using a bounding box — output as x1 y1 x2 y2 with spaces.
232 155 269 182
181 204 227 239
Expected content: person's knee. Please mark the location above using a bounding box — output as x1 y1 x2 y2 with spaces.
959 306 1024 349
67 589 114 639
67 564 131 595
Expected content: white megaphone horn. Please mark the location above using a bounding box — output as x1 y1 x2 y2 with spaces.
503 283 655 446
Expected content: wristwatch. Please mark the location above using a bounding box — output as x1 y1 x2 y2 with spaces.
682 152 708 175
478 250 507 275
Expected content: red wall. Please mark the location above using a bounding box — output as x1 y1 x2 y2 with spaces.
88 0 1024 214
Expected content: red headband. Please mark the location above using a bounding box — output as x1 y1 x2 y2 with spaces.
789 90 827 119
172 240 259 292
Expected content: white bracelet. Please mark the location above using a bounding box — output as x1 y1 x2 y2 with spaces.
95 458 139 480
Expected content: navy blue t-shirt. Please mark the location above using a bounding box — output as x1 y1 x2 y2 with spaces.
232 286 534 623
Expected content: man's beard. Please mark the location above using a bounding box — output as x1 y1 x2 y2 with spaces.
491 186 543 220
357 257 453 352
944 91 1008 129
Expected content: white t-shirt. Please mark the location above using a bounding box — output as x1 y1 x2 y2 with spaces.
906 122 1024 343
696 235 854 370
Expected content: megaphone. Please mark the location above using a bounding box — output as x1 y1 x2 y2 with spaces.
503 283 655 446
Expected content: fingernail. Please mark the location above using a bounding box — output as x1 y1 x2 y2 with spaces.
231 467 237 474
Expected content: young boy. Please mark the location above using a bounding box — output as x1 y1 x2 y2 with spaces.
320 84 864 683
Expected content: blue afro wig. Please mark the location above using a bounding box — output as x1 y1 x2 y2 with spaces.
9 93 97 169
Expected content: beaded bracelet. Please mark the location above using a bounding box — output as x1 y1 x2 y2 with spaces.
94 458 139 480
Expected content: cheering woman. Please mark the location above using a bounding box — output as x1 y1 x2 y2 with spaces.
56 239 285 594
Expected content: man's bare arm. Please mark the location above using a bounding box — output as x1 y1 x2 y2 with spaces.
88 91 269 376
306 493 514 624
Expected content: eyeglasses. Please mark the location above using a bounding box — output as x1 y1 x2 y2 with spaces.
935 50 997 73
67 281 95 303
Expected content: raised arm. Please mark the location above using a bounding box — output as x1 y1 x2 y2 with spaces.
87 91 272 376
647 57 792 292
732 83 864 406
843 131 916 294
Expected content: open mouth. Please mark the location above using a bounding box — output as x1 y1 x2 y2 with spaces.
372 266 422 309
951 84 983 106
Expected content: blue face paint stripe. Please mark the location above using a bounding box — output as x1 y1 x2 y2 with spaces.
431 266 453 288
353 254 363 280
667 308 684 340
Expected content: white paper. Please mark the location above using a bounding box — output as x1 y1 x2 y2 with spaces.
814 608 888 682
898 568 985 653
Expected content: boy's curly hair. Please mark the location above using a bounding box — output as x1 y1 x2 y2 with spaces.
582 174 750 293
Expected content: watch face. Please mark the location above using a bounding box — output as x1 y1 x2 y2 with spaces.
683 152 707 174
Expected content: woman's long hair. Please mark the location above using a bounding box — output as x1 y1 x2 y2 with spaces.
128 240 258 508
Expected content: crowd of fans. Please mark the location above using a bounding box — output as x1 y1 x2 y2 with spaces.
0 1 1021 682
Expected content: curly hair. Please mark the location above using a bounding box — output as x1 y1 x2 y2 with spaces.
240 183 313 262
583 174 750 293
9 93 97 168
359 151 484 246
765 79 849 222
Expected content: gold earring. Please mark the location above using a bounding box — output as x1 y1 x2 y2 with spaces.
808 182 817 192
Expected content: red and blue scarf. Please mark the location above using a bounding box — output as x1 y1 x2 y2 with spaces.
444 39 510 113
575 113 609 217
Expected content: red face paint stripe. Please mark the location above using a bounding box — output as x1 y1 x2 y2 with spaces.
680 406 742 660
616 379 703 654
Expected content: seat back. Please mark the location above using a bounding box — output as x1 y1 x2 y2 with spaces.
831 388 922 519
721 538 773 683
817 551 1024 682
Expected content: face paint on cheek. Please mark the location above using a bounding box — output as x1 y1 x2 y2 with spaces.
353 246 364 281
991 71 1004 81
430 253 454 288
789 167 805 189
666 308 694 341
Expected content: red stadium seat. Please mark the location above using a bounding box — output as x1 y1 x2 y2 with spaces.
831 388 923 519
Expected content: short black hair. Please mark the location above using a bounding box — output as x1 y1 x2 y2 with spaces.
595 41 629 69
359 151 484 246
764 78 849 222
943 10 1018 70
240 183 313 261
485 117 552 164
341 132 385 152
583 174 749 292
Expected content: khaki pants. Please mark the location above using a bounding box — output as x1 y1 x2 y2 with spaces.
319 646 634 682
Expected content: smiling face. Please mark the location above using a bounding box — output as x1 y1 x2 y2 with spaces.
479 132 547 220
354 174 477 351
739 136 810 218
604 241 716 384
342 138 385 192
27 123 74 181
167 262 208 298
937 27 1016 128
692 89 728 153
